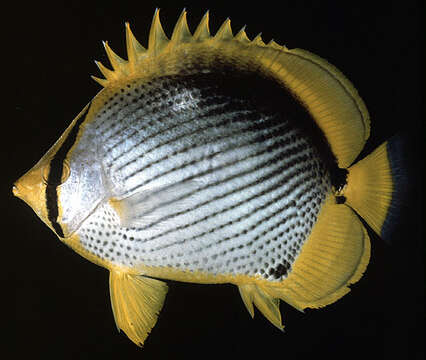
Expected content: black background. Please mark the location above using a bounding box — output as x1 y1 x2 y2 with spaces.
6 1 423 359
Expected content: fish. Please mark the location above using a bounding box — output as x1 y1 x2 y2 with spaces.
13 9 405 347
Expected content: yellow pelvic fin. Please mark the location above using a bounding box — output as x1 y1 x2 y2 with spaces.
263 195 370 311
238 283 283 331
91 10 369 168
343 142 393 237
109 270 168 347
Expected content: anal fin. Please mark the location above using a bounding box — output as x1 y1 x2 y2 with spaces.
109 270 168 347
238 283 283 331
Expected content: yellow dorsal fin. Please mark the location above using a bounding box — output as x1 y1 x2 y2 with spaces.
193 11 210 41
170 9 192 44
93 60 115 81
214 18 233 41
235 26 250 44
125 22 146 66
103 41 127 73
91 75 109 87
149 9 169 55
267 39 285 50
252 33 265 46
275 48 370 167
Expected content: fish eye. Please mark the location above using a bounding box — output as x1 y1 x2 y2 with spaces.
42 160 71 186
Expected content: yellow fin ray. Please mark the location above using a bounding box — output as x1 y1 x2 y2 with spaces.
267 39 285 50
94 60 115 81
344 141 393 236
171 9 192 44
149 9 169 55
214 18 233 41
109 270 168 347
252 33 265 46
238 283 283 330
103 41 127 73
193 11 210 41
125 22 146 66
91 75 109 87
235 26 250 43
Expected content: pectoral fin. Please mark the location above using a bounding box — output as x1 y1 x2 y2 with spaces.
109 270 168 347
110 180 202 228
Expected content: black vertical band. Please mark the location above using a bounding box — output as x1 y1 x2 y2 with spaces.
45 104 91 237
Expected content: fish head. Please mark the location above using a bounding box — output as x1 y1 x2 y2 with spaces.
13 103 107 239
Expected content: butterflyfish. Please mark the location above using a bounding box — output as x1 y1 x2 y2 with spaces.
13 9 405 347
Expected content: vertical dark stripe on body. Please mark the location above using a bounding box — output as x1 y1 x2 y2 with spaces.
45 104 91 237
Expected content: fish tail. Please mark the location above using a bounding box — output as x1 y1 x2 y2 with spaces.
344 134 412 243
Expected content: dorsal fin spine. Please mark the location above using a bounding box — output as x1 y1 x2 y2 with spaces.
170 9 192 45
94 59 115 80
253 33 265 46
91 75 109 87
214 18 233 41
148 9 169 55
125 22 146 69
92 10 290 89
235 26 250 43
103 41 127 73
193 11 210 41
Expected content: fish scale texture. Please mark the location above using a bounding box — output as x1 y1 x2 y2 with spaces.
75 69 332 281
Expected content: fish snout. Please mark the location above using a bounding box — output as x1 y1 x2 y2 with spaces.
13 166 45 207
12 184 20 197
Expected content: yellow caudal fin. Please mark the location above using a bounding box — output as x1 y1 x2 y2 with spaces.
263 195 370 311
345 134 414 243
109 270 168 347
344 142 392 237
238 283 283 330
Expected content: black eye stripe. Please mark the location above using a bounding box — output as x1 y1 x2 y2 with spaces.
45 104 91 237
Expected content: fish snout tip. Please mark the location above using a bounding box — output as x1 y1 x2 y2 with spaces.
12 184 19 197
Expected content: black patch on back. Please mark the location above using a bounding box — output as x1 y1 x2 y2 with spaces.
157 57 339 177
45 104 90 237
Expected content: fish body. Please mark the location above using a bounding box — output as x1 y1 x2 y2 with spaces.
13 10 402 347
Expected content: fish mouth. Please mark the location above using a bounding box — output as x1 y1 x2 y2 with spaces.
12 180 31 203
12 171 51 228
12 181 36 209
